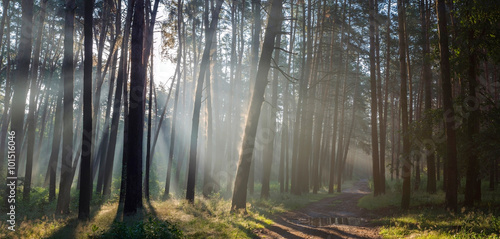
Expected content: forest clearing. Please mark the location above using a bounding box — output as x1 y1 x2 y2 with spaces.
1 0 500 238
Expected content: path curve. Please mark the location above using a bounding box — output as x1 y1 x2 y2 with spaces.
255 180 382 238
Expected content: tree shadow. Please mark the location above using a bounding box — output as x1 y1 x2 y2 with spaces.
47 202 105 239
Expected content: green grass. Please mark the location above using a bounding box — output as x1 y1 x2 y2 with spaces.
358 179 500 239
378 208 500 238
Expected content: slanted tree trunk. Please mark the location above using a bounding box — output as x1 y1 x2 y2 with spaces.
186 0 223 203
79 0 93 220
231 0 282 211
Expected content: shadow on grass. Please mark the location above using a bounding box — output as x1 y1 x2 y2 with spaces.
46 202 105 239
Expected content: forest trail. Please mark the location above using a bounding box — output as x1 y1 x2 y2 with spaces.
255 180 382 238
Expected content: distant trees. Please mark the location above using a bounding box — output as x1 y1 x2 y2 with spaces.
0 0 498 218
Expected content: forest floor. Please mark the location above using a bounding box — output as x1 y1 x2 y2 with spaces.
254 180 390 239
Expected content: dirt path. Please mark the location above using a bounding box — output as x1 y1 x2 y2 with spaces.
254 180 383 238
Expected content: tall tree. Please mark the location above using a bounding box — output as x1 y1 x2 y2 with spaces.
436 0 458 212
369 0 381 196
231 0 283 211
421 0 436 194
79 0 93 220
23 0 48 202
124 0 145 215
163 0 183 199
261 32 281 199
398 0 411 210
56 0 75 215
5 0 33 208
186 0 224 203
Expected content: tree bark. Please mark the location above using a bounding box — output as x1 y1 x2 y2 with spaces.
79 0 93 220
186 0 223 203
437 0 458 212
56 0 75 215
231 0 282 211
369 0 381 196
398 0 411 210
124 0 145 215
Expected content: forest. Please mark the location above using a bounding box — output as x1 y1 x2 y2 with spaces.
0 0 499 238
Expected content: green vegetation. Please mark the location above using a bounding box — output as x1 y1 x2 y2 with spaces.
0 181 341 238
378 209 500 238
359 179 500 238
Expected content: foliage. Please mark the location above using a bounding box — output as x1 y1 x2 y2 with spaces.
89 217 183 239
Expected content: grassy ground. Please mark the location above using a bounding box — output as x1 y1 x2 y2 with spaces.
358 179 500 238
0 181 344 238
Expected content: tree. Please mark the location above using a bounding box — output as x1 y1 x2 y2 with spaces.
436 0 458 212
185 0 223 203
5 0 33 209
56 0 76 215
79 0 93 220
124 0 145 215
261 32 281 200
23 0 47 202
231 0 283 212
109 0 135 202
398 0 411 210
369 0 381 196
421 0 436 194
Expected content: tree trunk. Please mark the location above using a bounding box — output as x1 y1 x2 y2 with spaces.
23 0 47 202
4 0 32 209
437 0 458 212
48 86 63 202
261 32 281 199
79 0 93 220
56 0 75 215
124 0 145 215
231 0 282 211
369 0 381 196
186 0 223 203
421 0 436 194
464 31 480 207
398 0 411 210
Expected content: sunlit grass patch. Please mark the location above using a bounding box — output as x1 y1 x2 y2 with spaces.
378 209 500 239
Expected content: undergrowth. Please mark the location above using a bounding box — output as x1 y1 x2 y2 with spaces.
0 180 344 238
359 178 500 238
